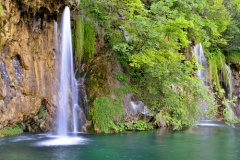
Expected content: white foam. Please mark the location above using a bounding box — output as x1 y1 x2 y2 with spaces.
36 136 87 146
197 121 225 127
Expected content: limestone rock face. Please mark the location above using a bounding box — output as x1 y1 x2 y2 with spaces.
0 0 65 131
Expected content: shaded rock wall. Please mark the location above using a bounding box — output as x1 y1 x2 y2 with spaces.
0 0 65 131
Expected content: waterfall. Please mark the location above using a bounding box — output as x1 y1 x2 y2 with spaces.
193 44 208 82
193 44 209 118
225 64 235 118
194 44 236 120
56 6 79 136
225 64 233 101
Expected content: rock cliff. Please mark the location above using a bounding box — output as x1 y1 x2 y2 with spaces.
0 0 65 131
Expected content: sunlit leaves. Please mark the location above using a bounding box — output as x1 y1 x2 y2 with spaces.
122 0 148 18
162 18 193 48
232 0 240 11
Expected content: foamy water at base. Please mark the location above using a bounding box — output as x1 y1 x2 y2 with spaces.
36 135 87 146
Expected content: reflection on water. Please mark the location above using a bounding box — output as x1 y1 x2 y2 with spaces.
10 135 35 142
0 122 240 160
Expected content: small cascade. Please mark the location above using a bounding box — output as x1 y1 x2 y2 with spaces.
194 44 236 120
193 44 208 82
193 44 209 117
225 64 233 100
225 64 235 118
130 101 152 116
130 101 144 115
225 64 233 101
56 6 80 136
76 72 88 129
72 76 79 133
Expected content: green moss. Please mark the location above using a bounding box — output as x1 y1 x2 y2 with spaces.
225 52 240 63
84 21 95 61
38 107 46 119
73 18 95 63
0 125 23 137
73 17 84 68
89 97 124 133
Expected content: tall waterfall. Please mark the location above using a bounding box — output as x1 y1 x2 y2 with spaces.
56 6 79 136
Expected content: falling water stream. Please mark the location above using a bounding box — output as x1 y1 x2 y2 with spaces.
193 44 208 82
193 44 236 119
193 44 209 118
225 64 235 118
57 6 79 136
33 6 84 146
225 65 233 101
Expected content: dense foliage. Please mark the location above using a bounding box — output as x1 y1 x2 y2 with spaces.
75 0 240 132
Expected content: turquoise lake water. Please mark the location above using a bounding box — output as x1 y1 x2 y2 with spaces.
0 121 239 160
